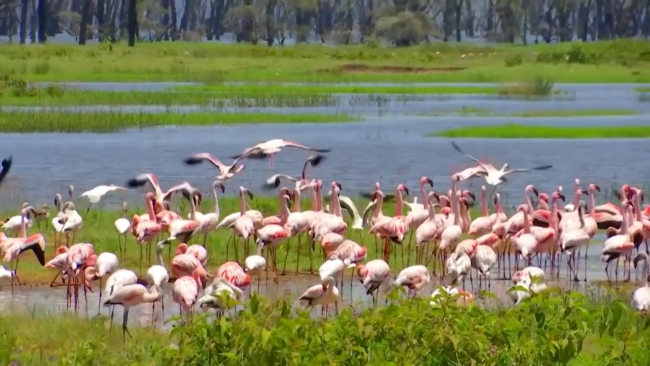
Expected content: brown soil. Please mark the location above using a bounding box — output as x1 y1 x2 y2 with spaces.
336 64 467 74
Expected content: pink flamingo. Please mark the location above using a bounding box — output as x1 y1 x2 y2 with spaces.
175 243 208 267
102 282 163 340
394 265 430 297
171 253 204 278
0 208 46 292
488 193 507 225
602 201 635 282
261 187 292 226
172 267 209 318
228 187 256 260
311 182 347 241
356 259 390 305
512 205 538 270
468 185 493 237
183 153 245 182
439 176 464 269
231 139 331 169
256 199 292 278
415 194 443 265
217 261 251 288
368 186 407 265
283 183 313 274
132 193 164 274
594 184 633 216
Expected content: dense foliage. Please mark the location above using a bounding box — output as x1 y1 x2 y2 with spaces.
1 288 649 365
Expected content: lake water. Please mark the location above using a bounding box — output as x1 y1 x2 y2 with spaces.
1 82 649 209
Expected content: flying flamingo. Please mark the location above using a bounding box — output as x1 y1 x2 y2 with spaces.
450 141 553 198
80 184 127 214
183 153 246 182
228 187 256 260
102 283 163 340
261 154 325 191
298 276 340 316
602 201 635 283
632 252 650 314
114 201 131 260
393 265 430 297
172 267 209 319
231 139 332 169
0 156 12 187
356 259 390 305
468 186 493 237
125 173 196 212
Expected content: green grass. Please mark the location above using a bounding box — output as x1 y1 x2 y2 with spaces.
0 110 357 133
415 108 636 117
432 124 650 139
1 290 649 365
0 88 342 108
174 84 500 94
2 40 650 83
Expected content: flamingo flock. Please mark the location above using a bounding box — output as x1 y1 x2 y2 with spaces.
1 138 650 339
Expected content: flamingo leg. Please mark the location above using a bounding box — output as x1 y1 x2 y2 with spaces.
97 277 103 315
139 245 143 276
406 231 414 266
122 309 132 341
583 243 589 281
296 235 301 275
282 239 291 275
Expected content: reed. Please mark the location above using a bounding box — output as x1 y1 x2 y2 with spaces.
0 110 357 133
1 40 649 83
432 124 650 139
174 84 500 95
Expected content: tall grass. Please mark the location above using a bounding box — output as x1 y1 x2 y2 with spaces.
497 76 556 97
432 124 650 139
0 40 649 83
1 289 649 365
0 110 357 133
176 84 500 94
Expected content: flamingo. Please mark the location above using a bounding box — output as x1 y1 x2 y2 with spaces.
60 202 83 248
488 193 507 225
197 276 244 317
80 184 127 214
51 193 67 248
231 139 332 169
510 275 547 305
394 265 430 297
446 251 472 288
256 218 291 279
283 181 315 274
512 266 546 283
561 201 590 281
170 252 204 278
562 179 581 212
195 180 224 248
1 203 33 235
319 256 346 293
175 243 208 267
415 195 442 264
430 286 475 306
89 252 119 312
298 276 340 316
125 173 193 212
183 153 246 182
368 184 407 265
172 267 209 318
244 255 266 293
356 259 390 305
1 207 46 292
261 154 325 191
228 187 257 260
632 252 650 314
312 181 347 242
103 268 145 329
602 201 635 282
472 244 497 291
469 185 493 237
594 184 632 216
114 201 131 260
65 242 95 308
0 156 11 187
102 283 163 340
0 265 14 279
439 175 464 266
165 184 202 243
133 193 164 274
261 187 292 226
216 261 251 289
511 205 538 270
146 262 169 322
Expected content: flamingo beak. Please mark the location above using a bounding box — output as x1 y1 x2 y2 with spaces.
217 183 225 193
246 190 254 200
532 187 539 197
402 186 410 196
335 182 342 190
467 192 476 201
426 178 433 187
433 192 440 202
594 185 601 192
559 194 566 202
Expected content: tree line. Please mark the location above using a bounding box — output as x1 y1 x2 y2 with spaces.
1 0 649 47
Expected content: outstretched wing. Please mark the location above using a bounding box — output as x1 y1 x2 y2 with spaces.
184 153 225 170
0 156 12 188
283 140 332 153
450 142 492 174
126 173 163 197
503 165 553 176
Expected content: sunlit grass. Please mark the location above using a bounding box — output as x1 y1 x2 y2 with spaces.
432 124 650 138
0 110 357 133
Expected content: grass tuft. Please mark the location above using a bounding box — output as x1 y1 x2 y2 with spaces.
0 110 357 133
432 124 650 139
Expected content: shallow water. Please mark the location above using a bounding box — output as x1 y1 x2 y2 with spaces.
0 246 632 331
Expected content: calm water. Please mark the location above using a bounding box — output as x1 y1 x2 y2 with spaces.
1 82 650 208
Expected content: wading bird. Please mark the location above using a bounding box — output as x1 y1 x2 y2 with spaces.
102 283 162 340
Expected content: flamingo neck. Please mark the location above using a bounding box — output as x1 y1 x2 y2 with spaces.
373 194 384 219
539 200 548 210
420 183 429 210
550 198 558 232
213 187 220 218
522 209 531 233
19 213 26 238
238 193 247 215
310 188 318 211
525 190 534 213
480 190 487 217
621 206 630 234
292 189 301 212
451 180 460 226
280 196 290 218
156 244 166 268
146 198 157 222
496 197 504 214
330 189 342 217
589 190 596 216
316 188 324 212
395 190 403 217
636 194 643 222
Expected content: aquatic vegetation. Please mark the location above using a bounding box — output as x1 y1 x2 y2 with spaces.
1 41 649 83
174 84 500 95
414 108 636 118
1 289 649 365
432 124 650 139
0 110 357 133
497 76 556 97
